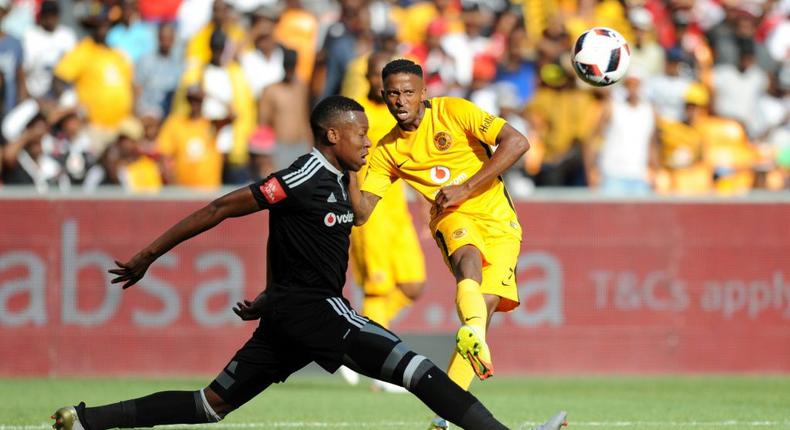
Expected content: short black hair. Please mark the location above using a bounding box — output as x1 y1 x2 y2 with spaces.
381 59 423 81
39 0 60 17
737 37 755 58
310 96 365 143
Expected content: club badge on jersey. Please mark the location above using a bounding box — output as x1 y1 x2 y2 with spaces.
434 131 452 151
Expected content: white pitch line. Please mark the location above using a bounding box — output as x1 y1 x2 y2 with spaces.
4 420 790 430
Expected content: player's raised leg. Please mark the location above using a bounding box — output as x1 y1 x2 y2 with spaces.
432 293 499 430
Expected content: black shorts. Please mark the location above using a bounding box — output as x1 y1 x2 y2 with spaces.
209 296 368 408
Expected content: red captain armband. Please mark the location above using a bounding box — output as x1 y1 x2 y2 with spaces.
259 177 287 204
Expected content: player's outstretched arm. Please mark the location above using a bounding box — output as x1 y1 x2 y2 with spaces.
348 172 381 226
109 186 263 289
434 123 529 213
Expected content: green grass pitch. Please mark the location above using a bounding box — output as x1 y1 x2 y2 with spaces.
2 374 789 429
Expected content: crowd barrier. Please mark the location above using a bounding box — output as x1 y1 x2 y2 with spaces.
1 191 788 375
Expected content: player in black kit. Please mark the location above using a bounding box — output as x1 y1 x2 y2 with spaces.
51 96 565 430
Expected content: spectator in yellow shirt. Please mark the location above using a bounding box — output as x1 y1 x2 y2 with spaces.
655 83 756 195
690 85 756 195
157 86 223 190
54 13 133 133
116 118 162 193
524 63 600 186
179 29 256 184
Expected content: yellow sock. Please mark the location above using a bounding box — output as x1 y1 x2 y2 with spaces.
455 279 493 379
456 279 487 339
362 295 391 329
447 350 476 389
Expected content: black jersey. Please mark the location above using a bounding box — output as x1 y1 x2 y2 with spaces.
249 149 353 300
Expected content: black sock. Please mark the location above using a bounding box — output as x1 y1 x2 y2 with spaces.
410 365 508 430
458 401 509 430
83 391 212 430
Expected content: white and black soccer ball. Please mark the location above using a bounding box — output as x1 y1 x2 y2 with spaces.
572 27 631 87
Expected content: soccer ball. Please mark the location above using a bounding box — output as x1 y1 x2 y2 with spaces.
572 27 631 87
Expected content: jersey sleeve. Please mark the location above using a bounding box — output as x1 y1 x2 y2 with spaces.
360 143 397 198
54 40 87 82
447 97 507 146
249 170 307 211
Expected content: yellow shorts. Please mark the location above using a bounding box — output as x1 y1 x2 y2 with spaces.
433 211 521 312
350 220 426 297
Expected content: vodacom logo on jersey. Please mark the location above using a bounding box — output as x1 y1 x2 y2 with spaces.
324 211 355 227
430 166 451 184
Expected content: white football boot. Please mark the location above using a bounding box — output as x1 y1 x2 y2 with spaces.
529 411 568 430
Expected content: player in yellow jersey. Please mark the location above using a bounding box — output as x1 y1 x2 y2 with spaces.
348 59 567 430
339 52 428 392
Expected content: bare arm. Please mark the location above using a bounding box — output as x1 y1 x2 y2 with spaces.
647 110 660 185
434 123 529 213
258 86 274 126
15 64 28 102
109 186 263 289
2 121 48 168
347 172 381 226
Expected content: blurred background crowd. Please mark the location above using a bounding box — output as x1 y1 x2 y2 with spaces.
0 0 787 196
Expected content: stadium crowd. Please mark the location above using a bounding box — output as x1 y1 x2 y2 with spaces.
0 0 787 195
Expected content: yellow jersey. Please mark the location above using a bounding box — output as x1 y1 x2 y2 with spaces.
657 118 705 169
178 61 256 167
698 116 755 195
157 115 222 189
121 156 162 193
361 97 520 238
396 3 464 45
186 23 247 67
274 9 318 84
341 53 371 103
655 118 711 194
525 87 599 160
54 38 133 128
